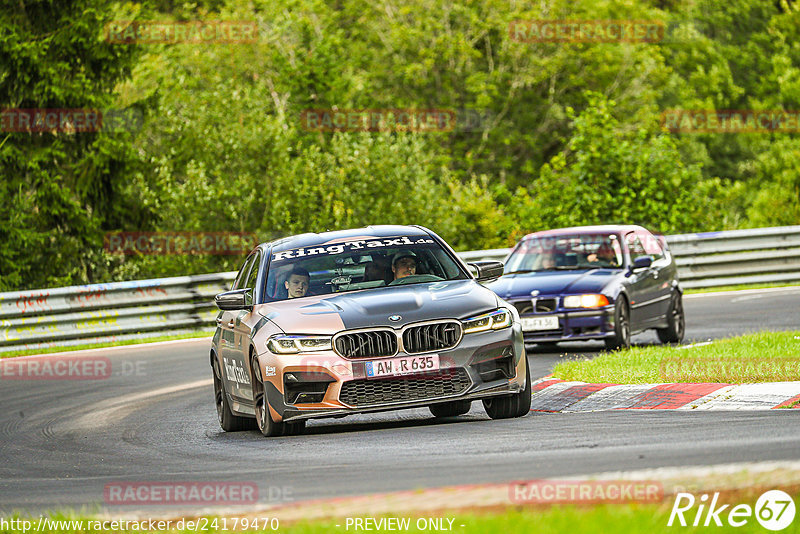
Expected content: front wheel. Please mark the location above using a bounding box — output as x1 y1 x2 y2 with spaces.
213 357 255 432
252 354 285 437
656 292 685 344
483 361 531 419
604 296 631 351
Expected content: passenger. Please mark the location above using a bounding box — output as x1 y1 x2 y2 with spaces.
538 252 556 270
284 267 310 299
364 255 392 284
391 252 418 280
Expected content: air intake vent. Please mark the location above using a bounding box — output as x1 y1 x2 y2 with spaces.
402 322 462 354
339 368 471 407
334 330 397 359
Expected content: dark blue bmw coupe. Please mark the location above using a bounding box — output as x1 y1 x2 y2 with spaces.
485 225 685 350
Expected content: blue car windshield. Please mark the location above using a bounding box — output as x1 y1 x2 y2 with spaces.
504 234 624 273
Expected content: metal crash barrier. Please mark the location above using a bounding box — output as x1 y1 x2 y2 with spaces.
2 225 799 352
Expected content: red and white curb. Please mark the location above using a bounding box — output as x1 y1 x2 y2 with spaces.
530 378 800 412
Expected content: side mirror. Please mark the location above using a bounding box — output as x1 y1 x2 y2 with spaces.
215 288 253 310
467 261 505 282
631 256 653 271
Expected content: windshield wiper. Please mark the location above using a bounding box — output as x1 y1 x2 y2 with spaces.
503 269 535 275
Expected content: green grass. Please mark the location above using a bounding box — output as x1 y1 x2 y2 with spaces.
284 504 797 534
684 282 800 294
0 330 214 359
4 498 798 534
552 331 800 384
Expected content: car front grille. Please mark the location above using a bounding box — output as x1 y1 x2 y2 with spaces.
402 321 462 354
513 301 533 315
334 330 397 359
514 298 558 314
339 368 471 407
535 298 558 313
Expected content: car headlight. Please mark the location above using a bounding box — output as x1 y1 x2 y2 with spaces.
267 335 333 354
462 308 512 334
563 294 610 309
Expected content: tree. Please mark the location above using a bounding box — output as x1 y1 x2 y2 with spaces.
0 1 148 290
528 92 716 234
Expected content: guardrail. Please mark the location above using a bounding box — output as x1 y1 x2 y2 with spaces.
2 225 799 353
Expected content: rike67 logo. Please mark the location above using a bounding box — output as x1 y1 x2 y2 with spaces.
669 490 796 530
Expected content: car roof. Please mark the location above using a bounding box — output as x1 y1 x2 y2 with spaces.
265 225 431 253
520 225 650 240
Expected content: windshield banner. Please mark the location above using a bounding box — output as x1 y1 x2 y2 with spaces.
271 236 435 262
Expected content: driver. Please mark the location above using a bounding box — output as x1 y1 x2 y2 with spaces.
587 244 619 267
391 251 418 280
284 266 310 298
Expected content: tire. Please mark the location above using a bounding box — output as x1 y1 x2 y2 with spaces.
212 357 254 432
604 295 631 351
285 420 307 435
429 400 472 418
656 292 685 344
251 353 285 437
482 360 531 419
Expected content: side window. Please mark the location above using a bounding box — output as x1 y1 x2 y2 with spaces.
625 233 648 262
245 251 261 291
232 254 255 290
638 231 665 261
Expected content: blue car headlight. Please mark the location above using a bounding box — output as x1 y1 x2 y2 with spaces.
562 294 610 309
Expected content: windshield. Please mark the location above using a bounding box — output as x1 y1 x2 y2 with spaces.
264 235 468 301
504 233 624 273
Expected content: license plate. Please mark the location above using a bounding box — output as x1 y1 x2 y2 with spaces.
521 316 559 331
365 354 440 378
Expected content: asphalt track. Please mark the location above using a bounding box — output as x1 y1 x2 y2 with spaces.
1 287 799 516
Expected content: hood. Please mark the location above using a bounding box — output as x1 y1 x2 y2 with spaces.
485 270 618 300
255 279 498 334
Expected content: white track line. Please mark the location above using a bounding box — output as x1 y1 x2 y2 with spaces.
684 286 800 299
12 336 212 359
75 379 213 428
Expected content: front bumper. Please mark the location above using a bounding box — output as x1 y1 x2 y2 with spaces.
257 325 527 423
517 305 616 344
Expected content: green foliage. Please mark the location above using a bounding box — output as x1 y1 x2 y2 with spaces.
527 92 716 234
744 138 800 227
3 0 800 290
0 1 148 290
